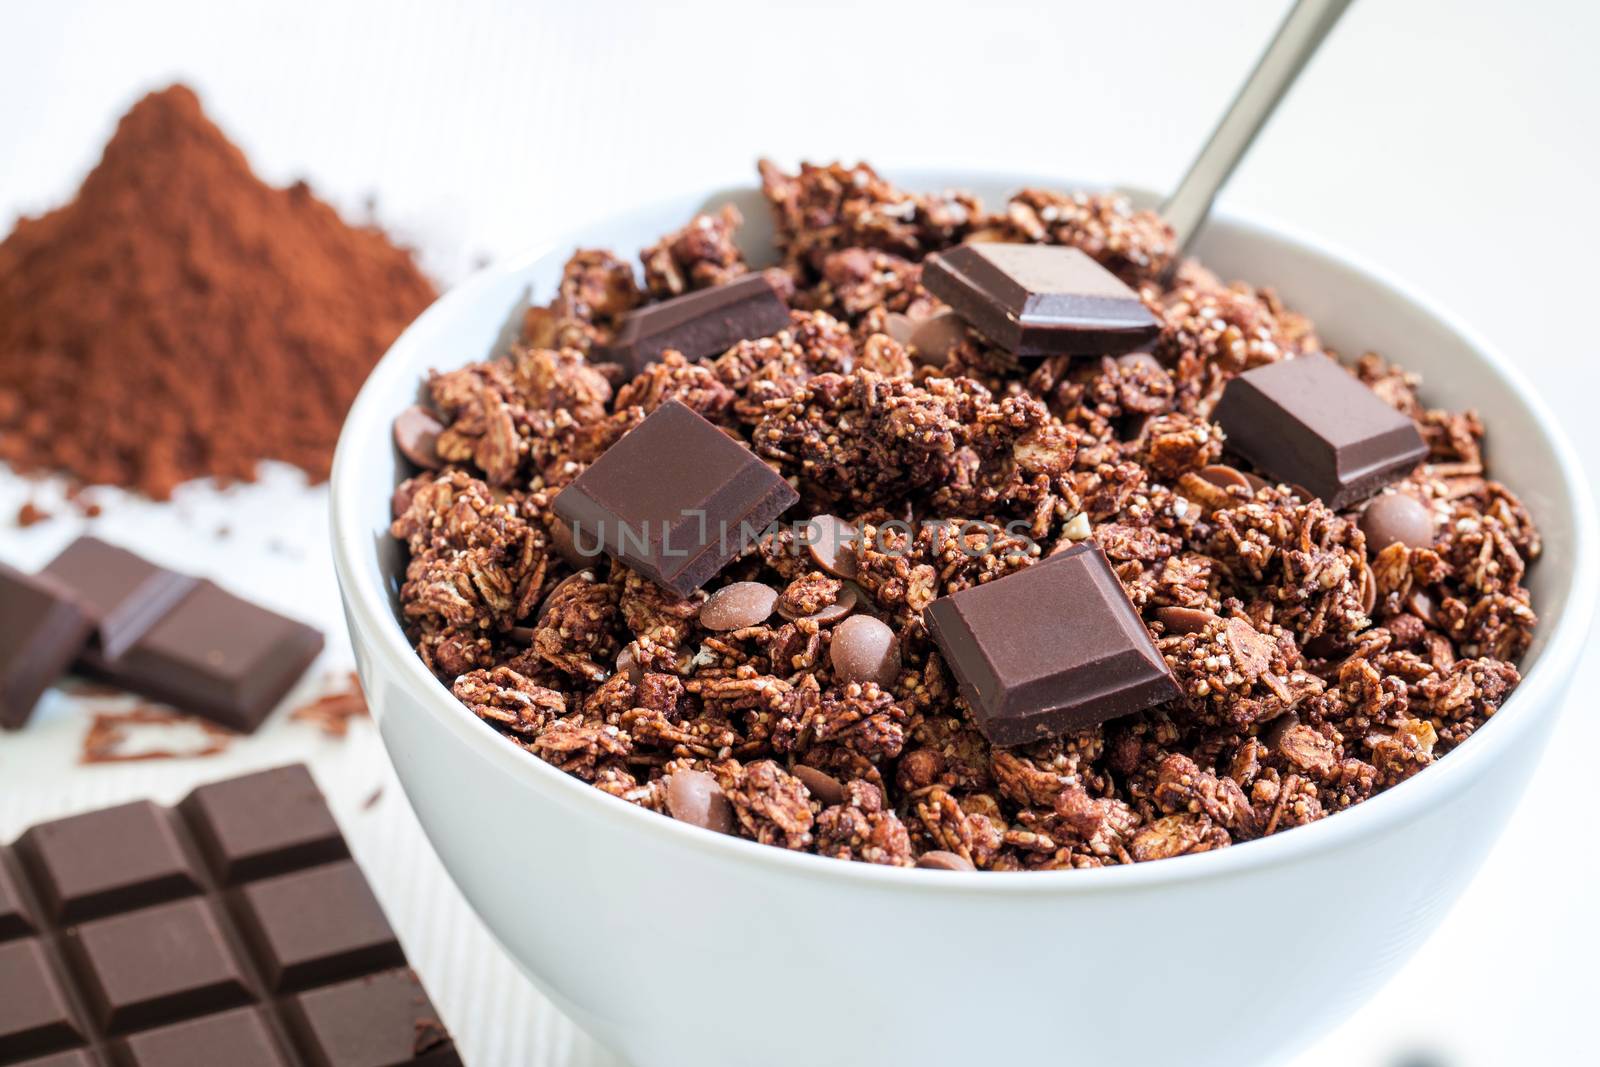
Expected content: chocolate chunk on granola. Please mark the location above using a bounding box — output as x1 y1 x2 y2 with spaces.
0 564 93 730
921 244 1159 358
1213 353 1428 508
597 272 790 378
923 542 1179 745
553 400 798 596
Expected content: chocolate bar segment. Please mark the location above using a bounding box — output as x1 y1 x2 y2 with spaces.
15 802 203 925
597 272 790 377
62 898 254 1035
11 1052 105 1067
178 765 348 886
921 244 1160 358
281 970 460 1067
115 1008 291 1067
0 938 86 1061
40 538 197 663
0 765 455 1066
1212 353 1428 509
231 861 403 993
0 565 93 731
924 542 1180 745
553 399 798 596
0 852 36 941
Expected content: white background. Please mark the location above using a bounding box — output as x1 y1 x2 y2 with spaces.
2 2 1596 1064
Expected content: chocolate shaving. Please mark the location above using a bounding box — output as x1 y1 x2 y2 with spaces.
80 706 235 764
290 673 370 738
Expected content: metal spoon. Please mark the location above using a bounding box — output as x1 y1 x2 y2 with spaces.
1162 0 1358 258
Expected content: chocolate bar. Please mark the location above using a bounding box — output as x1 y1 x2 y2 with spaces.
553 399 798 596
42 538 323 733
921 243 1160 358
923 542 1180 745
0 566 92 731
1212 353 1428 509
0 765 458 1066
596 272 790 376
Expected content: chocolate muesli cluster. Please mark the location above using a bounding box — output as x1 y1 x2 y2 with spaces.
388 160 1538 871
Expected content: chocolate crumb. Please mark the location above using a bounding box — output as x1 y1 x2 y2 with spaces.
15 500 50 527
80 706 235 764
290 673 369 738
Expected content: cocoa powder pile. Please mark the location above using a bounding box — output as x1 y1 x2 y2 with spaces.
0 84 436 499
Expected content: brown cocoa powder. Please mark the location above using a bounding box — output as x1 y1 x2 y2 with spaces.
0 85 436 499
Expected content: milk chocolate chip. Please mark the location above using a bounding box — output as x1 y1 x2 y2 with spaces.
1359 492 1435 552
829 615 899 688
665 771 734 834
392 406 444 469
700 582 779 632
791 765 846 807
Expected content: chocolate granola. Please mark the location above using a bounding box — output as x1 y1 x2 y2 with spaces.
387 161 1538 871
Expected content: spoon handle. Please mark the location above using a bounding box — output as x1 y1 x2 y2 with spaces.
1162 0 1357 257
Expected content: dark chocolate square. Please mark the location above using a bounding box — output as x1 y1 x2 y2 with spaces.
1212 353 1428 509
178 764 348 886
282 969 461 1067
41 537 197 663
15 801 202 925
61 897 252 1035
921 243 1160 358
553 400 798 596
115 1007 292 1067
0 938 86 1061
0 564 94 731
924 543 1180 745
231 860 403 994
598 272 790 377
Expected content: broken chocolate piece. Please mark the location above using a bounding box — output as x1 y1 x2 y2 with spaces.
0 765 458 1065
42 538 324 734
921 244 1159 358
91 581 324 734
597 272 790 376
552 399 798 596
0 564 93 731
923 542 1180 745
1212 353 1428 508
41 537 197 662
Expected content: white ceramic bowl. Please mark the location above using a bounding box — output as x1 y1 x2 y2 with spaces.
331 172 1598 1067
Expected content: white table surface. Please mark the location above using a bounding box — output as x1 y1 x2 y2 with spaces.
2 2 1595 1064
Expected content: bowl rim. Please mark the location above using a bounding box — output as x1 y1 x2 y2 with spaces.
331 168 1599 895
